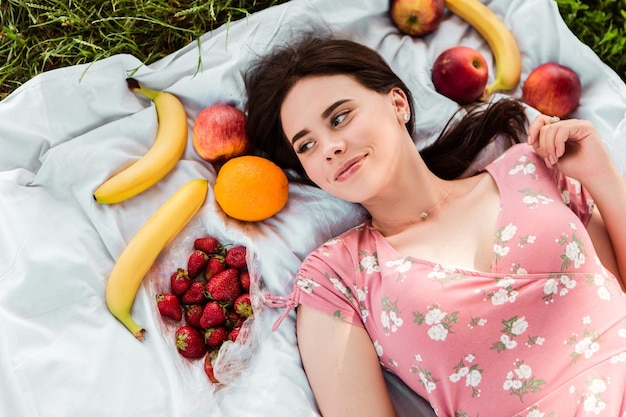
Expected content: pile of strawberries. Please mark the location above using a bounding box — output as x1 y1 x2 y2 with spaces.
155 236 253 383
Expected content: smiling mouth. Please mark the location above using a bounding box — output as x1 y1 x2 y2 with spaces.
334 154 367 181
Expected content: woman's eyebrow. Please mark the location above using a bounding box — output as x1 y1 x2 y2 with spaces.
290 99 351 145
321 99 350 119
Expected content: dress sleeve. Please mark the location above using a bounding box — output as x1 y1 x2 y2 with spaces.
556 172 595 226
292 241 364 327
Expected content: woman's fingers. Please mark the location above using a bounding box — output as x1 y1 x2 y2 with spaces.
528 114 563 165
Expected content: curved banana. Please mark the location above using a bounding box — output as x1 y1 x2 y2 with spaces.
105 178 208 340
93 78 188 204
444 0 522 100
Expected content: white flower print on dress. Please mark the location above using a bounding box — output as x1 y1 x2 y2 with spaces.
491 316 535 352
380 296 403 335
355 286 370 323
494 223 517 260
296 277 320 294
503 359 546 403
567 177 582 196
542 274 577 304
414 304 459 342
500 224 517 242
483 276 519 306
555 233 587 270
427 264 468 287
468 317 488 329
564 328 602 363
450 354 483 397
511 264 528 274
358 250 380 274
328 276 354 301
518 188 554 209
610 351 626 364
373 340 383 357
410 364 439 394
508 155 538 179
386 257 413 281
517 234 536 249
320 237 340 257
512 405 554 417
570 375 610 415
588 274 613 301
618 319 626 339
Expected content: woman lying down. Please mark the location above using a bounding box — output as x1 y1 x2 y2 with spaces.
245 35 626 417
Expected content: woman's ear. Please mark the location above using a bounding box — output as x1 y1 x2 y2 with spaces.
390 87 411 123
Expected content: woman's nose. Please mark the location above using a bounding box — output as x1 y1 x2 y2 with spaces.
324 139 346 161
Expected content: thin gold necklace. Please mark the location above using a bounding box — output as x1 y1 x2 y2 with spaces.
372 185 453 228
419 186 452 220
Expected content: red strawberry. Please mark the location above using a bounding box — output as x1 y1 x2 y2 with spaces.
194 236 222 255
225 246 247 269
228 327 241 342
226 310 245 329
234 293 253 317
181 281 207 304
204 350 219 383
205 268 242 302
184 304 204 328
199 301 227 329
204 326 229 349
187 249 209 278
170 268 191 297
175 325 207 359
156 293 183 321
239 270 251 292
204 256 226 281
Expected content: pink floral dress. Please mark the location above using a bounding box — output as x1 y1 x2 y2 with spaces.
272 143 626 416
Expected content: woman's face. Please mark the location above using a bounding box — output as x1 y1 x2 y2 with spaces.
280 74 411 203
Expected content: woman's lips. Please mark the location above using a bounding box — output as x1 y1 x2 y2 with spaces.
334 154 366 182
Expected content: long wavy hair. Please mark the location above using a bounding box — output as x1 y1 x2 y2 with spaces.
244 35 528 184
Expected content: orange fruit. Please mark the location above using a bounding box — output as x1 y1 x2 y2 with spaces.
214 155 289 222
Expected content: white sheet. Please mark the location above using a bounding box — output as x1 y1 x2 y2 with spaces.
1 0 625 416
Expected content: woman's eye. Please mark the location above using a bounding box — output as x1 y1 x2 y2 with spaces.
331 112 347 127
296 141 314 154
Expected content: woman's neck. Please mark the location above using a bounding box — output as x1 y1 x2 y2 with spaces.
364 155 453 232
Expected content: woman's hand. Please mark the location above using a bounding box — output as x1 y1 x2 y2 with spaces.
528 114 626 288
526 115 614 185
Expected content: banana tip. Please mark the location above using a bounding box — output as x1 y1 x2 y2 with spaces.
479 88 492 102
135 329 146 341
126 78 140 91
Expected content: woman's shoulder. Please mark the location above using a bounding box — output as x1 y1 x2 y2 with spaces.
314 221 375 251
484 142 547 176
302 221 376 267
492 142 538 164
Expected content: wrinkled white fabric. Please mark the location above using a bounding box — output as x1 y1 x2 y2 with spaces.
0 0 624 416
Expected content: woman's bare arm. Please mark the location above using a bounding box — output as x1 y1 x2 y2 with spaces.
296 305 396 417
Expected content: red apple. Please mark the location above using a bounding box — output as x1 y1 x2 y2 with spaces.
522 62 581 118
192 103 249 163
390 0 445 37
431 46 489 105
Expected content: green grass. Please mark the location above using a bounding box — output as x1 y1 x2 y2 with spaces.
555 0 626 81
1 0 624 101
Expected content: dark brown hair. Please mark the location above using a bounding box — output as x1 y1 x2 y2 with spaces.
244 35 527 184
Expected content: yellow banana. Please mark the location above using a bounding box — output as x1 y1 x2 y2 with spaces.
94 79 188 204
105 178 208 340
444 0 522 100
